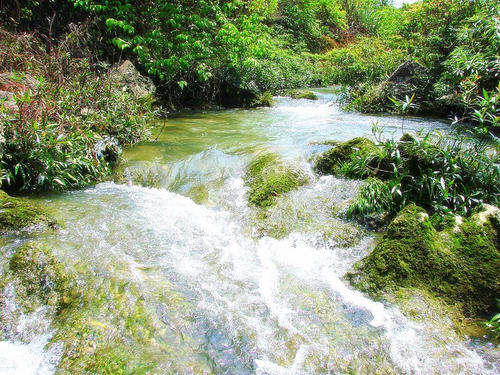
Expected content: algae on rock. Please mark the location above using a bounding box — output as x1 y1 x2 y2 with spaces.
315 137 377 177
0 243 77 340
0 190 54 232
244 153 309 208
51 266 212 375
285 89 319 100
346 204 500 317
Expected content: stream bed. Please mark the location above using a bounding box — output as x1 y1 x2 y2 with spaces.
1 89 499 374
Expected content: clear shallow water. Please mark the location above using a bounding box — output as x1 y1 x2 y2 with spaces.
2 90 499 374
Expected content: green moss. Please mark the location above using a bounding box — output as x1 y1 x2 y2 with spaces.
0 190 54 232
1 243 75 312
347 204 500 317
309 140 339 146
285 90 318 100
51 266 212 375
250 91 274 107
186 184 209 204
244 153 309 207
315 137 377 176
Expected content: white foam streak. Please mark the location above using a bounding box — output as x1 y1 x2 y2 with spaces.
0 335 61 375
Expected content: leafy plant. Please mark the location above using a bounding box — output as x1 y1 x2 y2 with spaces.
339 125 500 218
486 301 500 339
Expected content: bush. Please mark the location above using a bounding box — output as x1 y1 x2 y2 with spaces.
487 302 500 339
0 28 155 192
319 37 405 87
317 127 500 218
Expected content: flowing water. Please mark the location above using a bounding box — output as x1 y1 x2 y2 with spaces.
1 89 499 374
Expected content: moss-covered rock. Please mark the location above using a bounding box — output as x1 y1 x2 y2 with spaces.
346 204 500 317
244 153 309 207
285 89 318 100
6 244 76 309
251 91 274 107
0 190 54 232
0 243 78 340
51 266 211 375
315 137 377 176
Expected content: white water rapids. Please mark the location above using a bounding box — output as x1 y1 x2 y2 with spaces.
1 90 499 374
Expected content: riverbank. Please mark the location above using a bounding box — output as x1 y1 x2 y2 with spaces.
0 28 157 193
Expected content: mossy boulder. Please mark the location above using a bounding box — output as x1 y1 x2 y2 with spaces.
245 153 309 207
51 266 210 375
251 91 274 107
0 190 54 233
315 137 377 176
346 204 500 317
1 244 76 311
285 89 318 100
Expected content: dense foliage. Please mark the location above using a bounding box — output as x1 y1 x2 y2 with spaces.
339 0 499 133
0 28 155 192
315 127 500 220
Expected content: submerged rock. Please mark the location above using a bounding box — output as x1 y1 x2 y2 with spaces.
314 137 377 176
1 242 210 374
0 244 77 340
346 204 500 317
0 190 55 233
244 153 309 207
51 264 210 375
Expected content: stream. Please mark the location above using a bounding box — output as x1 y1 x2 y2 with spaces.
1 89 499 374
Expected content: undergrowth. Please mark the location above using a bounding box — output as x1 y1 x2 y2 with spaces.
326 125 500 219
0 27 156 192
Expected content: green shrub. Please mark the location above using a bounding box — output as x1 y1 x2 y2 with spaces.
347 178 393 219
487 302 500 339
319 37 405 87
0 29 155 192
318 128 500 218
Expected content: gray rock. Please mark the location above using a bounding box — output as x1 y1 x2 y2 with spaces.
388 61 427 85
0 90 18 113
109 60 155 99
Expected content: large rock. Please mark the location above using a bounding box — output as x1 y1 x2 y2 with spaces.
314 137 378 176
109 60 156 99
0 190 55 233
346 204 500 317
388 61 428 85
